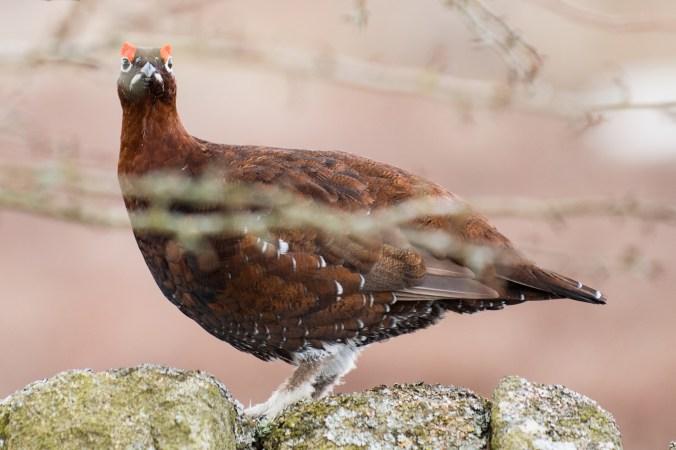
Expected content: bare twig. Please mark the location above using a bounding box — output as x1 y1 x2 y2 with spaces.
445 0 544 83
527 0 676 33
167 0 221 14
43 1 98 56
588 100 676 113
3 0 675 136
1 165 674 231
0 188 126 228
2 0 553 119
344 0 370 28
3 40 555 123
472 197 676 224
7 1 673 123
17 33 673 122
0 162 671 278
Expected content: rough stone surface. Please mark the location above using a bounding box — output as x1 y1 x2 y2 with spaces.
490 376 622 450
0 367 625 450
0 365 242 450
258 383 490 450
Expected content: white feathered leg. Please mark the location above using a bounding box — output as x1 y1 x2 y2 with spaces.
245 344 360 418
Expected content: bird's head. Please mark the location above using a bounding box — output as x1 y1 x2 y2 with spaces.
117 41 176 105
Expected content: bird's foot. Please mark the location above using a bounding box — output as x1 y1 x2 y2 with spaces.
244 344 360 418
244 382 314 418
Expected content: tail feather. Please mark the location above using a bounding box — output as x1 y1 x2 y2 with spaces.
498 264 606 305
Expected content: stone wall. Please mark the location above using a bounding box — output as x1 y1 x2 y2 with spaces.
0 365 622 449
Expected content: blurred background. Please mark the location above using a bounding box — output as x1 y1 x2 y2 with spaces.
1 1 675 448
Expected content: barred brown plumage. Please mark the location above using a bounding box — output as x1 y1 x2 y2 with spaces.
116 42 606 417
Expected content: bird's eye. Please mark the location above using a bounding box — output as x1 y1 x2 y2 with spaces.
164 56 174 73
121 57 132 73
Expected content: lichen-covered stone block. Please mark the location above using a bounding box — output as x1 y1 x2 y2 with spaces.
259 383 490 450
0 365 240 450
490 376 622 450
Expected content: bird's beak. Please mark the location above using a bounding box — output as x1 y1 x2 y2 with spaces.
141 62 156 78
141 62 164 96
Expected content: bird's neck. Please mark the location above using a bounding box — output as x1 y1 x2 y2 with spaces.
118 99 199 176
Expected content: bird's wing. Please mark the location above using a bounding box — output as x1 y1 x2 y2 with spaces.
355 243 500 300
171 146 604 360
209 146 496 293
214 146 605 306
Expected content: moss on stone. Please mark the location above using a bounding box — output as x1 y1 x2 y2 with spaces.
259 383 490 450
0 365 239 450
0 367 626 450
490 376 622 450
0 408 9 448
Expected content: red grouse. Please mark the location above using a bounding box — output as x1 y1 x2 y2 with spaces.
117 42 605 417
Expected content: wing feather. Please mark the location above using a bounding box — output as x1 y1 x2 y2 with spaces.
396 274 499 301
497 264 606 304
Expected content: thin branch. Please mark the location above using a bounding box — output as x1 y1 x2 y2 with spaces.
1 0 554 119
588 100 676 113
167 0 221 14
344 0 370 28
0 188 126 228
18 35 672 121
472 197 676 224
0 163 671 280
445 0 544 83
2 0 674 132
527 0 676 33
1 166 674 231
12 33 577 120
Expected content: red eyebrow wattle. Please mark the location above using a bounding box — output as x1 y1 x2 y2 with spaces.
120 41 136 61
160 43 173 61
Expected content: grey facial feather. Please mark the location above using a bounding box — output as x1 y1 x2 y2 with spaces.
129 73 143 90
